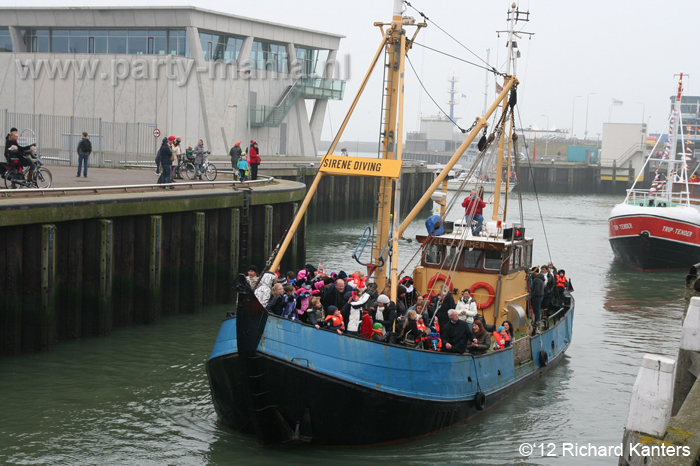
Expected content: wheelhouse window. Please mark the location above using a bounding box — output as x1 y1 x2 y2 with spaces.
425 244 443 265
484 249 502 271
523 244 532 269
462 249 483 269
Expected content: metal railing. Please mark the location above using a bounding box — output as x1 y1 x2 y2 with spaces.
599 142 645 167
0 109 157 168
249 77 346 127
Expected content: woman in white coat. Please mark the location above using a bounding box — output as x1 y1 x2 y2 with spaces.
454 288 478 331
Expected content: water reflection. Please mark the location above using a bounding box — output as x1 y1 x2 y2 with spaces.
602 261 685 366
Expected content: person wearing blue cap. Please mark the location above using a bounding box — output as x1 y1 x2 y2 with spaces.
492 325 509 350
156 137 173 186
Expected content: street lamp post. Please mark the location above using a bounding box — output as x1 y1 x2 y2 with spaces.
571 95 582 144
584 92 596 142
541 114 550 132
636 102 645 125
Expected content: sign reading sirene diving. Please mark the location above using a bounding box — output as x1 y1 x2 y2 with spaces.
319 155 402 178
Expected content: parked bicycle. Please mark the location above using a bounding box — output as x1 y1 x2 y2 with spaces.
175 151 195 180
185 151 217 181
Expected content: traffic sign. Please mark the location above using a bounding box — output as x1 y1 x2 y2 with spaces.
153 128 161 138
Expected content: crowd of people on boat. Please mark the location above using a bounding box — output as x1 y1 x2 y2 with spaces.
528 261 573 325
242 264 557 355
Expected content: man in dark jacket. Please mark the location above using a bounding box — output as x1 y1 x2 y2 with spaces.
430 285 456 341
444 309 473 353
541 265 555 316
322 279 347 310
230 141 242 179
530 267 545 324
76 131 92 178
156 138 173 186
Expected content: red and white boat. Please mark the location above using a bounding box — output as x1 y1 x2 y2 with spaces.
608 74 700 271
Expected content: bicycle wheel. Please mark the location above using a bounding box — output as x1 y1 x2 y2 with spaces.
4 169 19 189
204 163 217 181
34 167 52 188
185 163 195 180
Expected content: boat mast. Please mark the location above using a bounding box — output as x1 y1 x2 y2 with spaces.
493 3 530 223
269 1 425 284
666 73 687 206
374 0 411 297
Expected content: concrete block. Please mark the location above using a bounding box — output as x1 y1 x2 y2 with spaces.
680 297 700 352
625 354 676 437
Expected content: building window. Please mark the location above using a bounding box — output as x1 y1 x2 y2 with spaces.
251 40 288 73
0 28 13 52
294 47 329 76
20 28 188 56
199 30 242 62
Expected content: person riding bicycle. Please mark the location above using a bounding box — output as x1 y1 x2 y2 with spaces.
5 130 37 180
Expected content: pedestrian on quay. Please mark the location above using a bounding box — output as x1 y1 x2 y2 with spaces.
194 139 205 180
156 137 173 187
76 131 92 178
248 140 260 181
230 141 242 180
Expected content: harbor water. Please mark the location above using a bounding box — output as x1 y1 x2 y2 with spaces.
0 193 686 465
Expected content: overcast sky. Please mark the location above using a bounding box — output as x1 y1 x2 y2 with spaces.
15 0 700 143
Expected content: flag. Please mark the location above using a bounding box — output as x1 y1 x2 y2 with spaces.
611 98 623 106
496 83 503 95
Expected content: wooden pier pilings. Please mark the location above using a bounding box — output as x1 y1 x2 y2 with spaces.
0 181 305 355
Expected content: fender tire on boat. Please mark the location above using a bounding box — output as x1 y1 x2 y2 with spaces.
427 274 452 297
469 282 495 309
539 350 549 367
474 391 486 411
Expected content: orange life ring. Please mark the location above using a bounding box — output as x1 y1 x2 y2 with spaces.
427 273 452 297
470 281 495 309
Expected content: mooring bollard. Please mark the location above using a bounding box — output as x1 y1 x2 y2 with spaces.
672 296 700 416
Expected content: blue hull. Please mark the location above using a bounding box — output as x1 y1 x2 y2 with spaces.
206 294 574 445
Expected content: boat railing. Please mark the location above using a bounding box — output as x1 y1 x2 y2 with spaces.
625 188 690 207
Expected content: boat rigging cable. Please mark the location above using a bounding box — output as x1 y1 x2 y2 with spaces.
405 55 466 133
514 106 553 263
403 0 500 75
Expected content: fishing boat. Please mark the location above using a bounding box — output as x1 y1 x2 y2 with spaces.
206 1 574 446
608 73 700 271
446 171 517 194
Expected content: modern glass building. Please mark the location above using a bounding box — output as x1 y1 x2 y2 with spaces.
0 7 345 156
